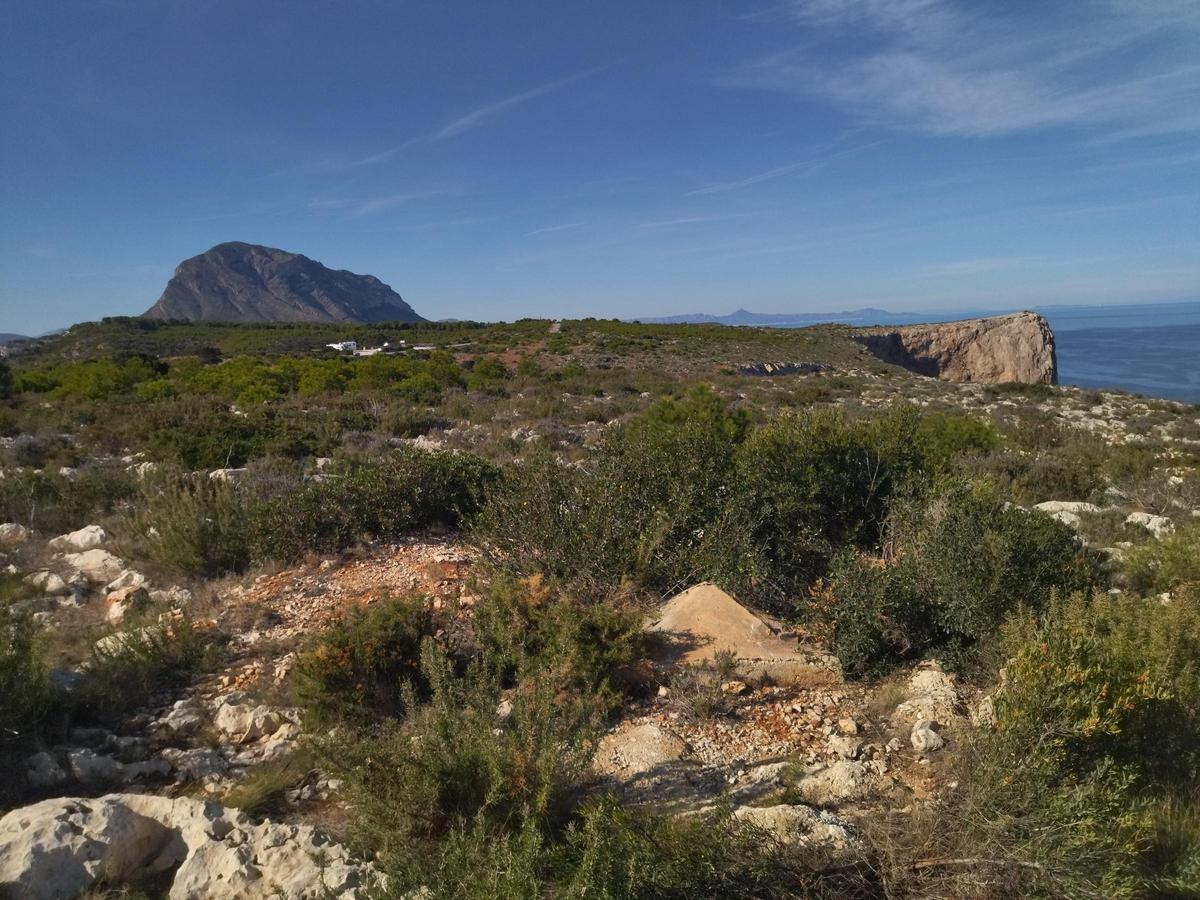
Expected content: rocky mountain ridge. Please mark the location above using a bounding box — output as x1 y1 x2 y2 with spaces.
143 242 423 324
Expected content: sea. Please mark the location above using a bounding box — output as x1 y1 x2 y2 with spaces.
1033 301 1200 405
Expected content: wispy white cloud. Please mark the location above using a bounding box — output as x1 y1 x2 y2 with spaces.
307 190 444 217
687 138 887 195
635 212 760 228
723 0 1200 139
527 221 586 236
333 67 604 172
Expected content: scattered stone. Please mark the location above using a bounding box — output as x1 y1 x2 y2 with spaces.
23 753 67 789
731 804 856 852
894 663 960 723
593 723 690 779
24 571 69 596
0 523 29 549
66 748 123 784
212 692 297 744
1125 511 1174 538
47 524 108 553
160 748 231 783
837 717 859 735
794 761 888 806
827 734 862 760
910 720 944 753
0 793 374 899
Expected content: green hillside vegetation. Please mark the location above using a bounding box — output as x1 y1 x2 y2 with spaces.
1 319 1198 897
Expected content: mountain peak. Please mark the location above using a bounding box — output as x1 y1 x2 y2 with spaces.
143 242 423 324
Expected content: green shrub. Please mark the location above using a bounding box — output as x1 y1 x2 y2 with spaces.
0 607 54 770
293 594 437 721
933 592 1200 898
249 450 497 562
79 615 220 723
475 387 747 598
0 465 137 535
1125 524 1200 594
825 480 1100 675
915 411 999 469
131 473 250 576
712 406 928 611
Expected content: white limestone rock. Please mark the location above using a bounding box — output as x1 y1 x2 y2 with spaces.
48 524 108 553
0 793 374 900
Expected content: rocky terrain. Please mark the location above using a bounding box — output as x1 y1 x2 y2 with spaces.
143 242 423 324
1 315 1198 897
854 311 1057 384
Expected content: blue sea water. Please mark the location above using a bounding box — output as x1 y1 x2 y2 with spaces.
1034 301 1200 404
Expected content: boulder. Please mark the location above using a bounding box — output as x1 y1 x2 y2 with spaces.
1034 501 1102 528
105 585 151 625
1126 511 1174 539
24 571 70 596
209 468 248 482
0 523 29 549
211 693 297 744
60 549 125 584
47 525 108 553
23 753 67 789
910 720 944 753
105 569 148 593
66 748 124 784
0 793 373 899
649 583 841 686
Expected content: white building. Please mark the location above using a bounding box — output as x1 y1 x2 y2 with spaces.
326 341 358 353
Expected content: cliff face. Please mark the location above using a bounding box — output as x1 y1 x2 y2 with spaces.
853 312 1057 384
144 242 423 323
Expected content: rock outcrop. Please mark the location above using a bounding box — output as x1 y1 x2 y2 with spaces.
144 241 423 323
854 312 1057 384
0 793 373 899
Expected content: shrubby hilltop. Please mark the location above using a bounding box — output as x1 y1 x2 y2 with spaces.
1 314 1198 898
143 242 424 324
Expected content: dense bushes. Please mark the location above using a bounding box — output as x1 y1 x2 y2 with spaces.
476 394 937 610
131 449 498 576
293 594 437 721
1125 524 1200 594
248 450 497 562
0 607 54 765
475 387 749 598
933 592 1200 897
824 480 1100 675
132 474 251 577
713 407 929 610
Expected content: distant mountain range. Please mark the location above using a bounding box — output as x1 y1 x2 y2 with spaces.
635 307 920 327
143 242 423 324
0 333 29 344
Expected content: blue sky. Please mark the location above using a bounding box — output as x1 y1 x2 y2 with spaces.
1 0 1198 333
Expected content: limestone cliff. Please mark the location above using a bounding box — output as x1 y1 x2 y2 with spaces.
853 312 1057 384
